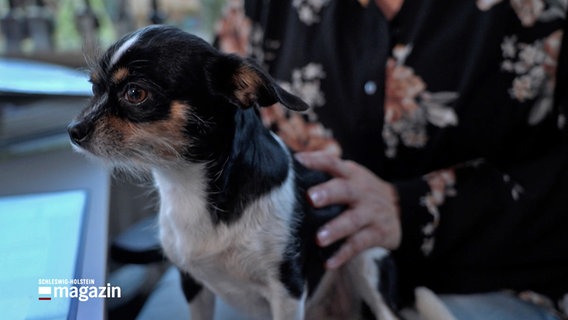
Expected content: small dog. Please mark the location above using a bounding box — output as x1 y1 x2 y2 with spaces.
69 25 399 319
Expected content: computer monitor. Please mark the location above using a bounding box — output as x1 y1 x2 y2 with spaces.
0 148 110 320
0 189 87 319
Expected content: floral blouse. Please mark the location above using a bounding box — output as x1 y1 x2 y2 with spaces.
216 0 568 313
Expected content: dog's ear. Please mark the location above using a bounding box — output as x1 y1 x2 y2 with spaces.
206 54 309 111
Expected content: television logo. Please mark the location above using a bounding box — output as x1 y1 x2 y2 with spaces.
37 279 121 302
38 286 52 301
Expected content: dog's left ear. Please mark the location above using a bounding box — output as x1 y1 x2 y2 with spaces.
206 54 309 111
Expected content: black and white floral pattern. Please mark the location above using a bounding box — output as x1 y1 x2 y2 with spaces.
292 0 331 25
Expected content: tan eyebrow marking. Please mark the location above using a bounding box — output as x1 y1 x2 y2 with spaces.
112 67 129 84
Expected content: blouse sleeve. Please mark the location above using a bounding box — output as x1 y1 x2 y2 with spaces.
394 169 454 257
386 1 568 261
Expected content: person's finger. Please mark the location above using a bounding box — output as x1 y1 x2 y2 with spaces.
295 151 352 178
317 208 369 247
306 177 355 208
325 227 379 269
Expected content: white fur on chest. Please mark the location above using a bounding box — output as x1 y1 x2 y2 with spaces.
153 161 296 317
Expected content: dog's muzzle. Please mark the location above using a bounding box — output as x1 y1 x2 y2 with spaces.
67 120 92 146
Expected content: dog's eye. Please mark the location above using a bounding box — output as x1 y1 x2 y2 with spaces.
124 85 148 104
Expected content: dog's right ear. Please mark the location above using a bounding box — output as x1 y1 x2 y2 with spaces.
206 54 309 111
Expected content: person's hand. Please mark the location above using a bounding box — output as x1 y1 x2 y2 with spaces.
295 151 401 269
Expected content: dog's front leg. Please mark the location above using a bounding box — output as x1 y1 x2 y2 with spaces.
180 270 215 320
188 287 215 320
347 248 398 320
268 280 307 320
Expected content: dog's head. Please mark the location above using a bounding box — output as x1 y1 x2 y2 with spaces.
68 25 307 170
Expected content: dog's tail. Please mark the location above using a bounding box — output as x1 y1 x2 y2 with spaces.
414 287 456 320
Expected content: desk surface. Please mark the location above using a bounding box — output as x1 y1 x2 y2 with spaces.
0 58 91 97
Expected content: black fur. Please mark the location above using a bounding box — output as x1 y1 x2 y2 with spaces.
181 272 204 303
377 254 400 313
279 161 346 298
205 107 290 224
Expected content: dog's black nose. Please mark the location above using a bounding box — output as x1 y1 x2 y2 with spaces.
68 120 91 145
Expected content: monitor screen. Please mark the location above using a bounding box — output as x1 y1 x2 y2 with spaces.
0 190 88 320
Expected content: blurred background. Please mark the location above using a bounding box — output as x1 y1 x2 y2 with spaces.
0 1 229 319
0 0 224 63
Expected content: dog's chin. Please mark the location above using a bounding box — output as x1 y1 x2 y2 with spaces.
71 142 159 176
72 143 187 177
